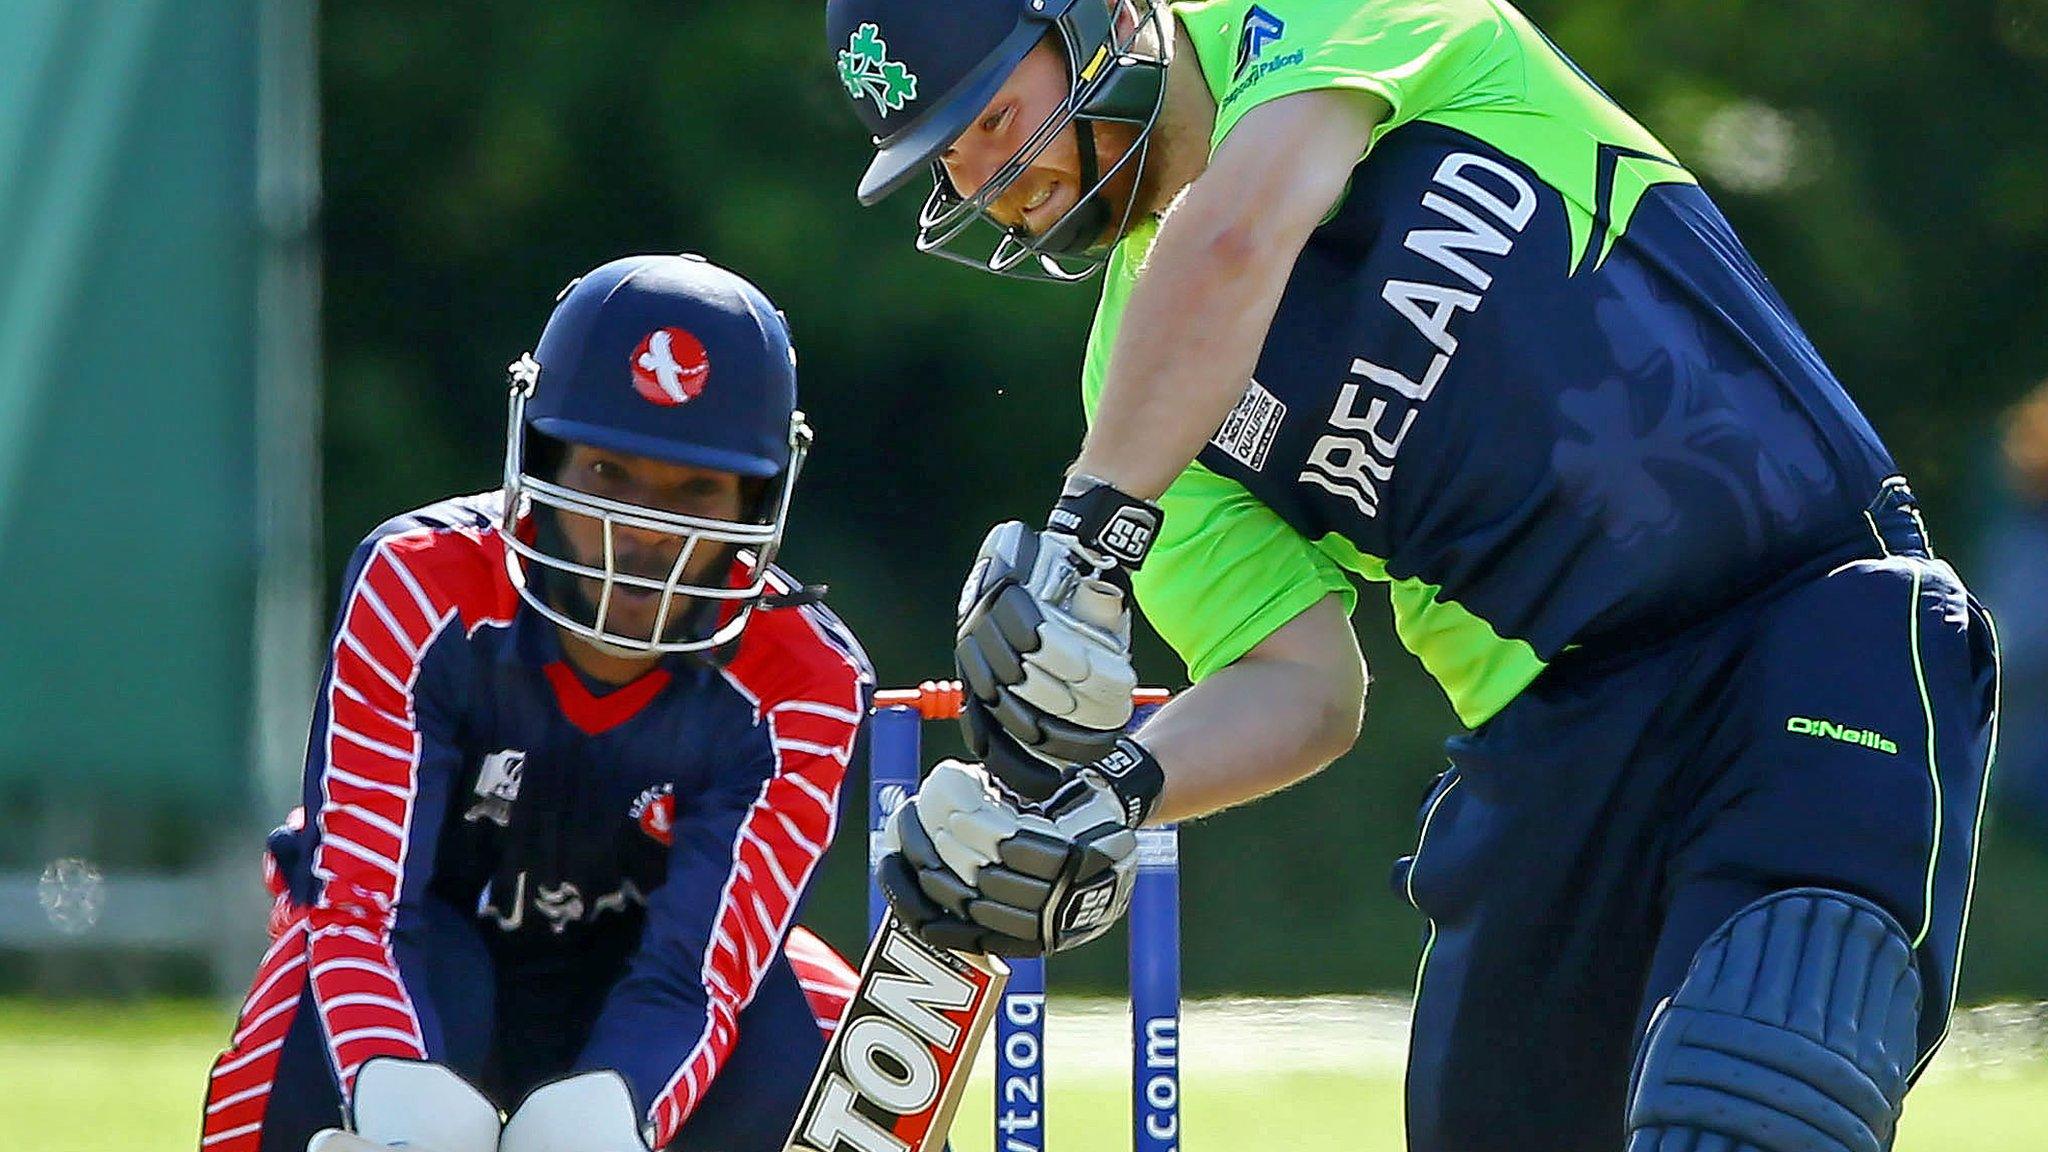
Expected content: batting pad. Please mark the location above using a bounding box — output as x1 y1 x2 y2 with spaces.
1626 888 1921 1152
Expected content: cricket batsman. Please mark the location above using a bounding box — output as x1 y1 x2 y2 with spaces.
199 255 874 1152
830 1 2002 1149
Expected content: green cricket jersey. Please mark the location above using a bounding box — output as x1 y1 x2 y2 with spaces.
1084 0 1898 725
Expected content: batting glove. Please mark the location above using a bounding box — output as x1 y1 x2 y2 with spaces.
954 476 1162 800
877 746 1161 957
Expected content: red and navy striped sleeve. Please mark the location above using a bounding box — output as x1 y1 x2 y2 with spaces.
302 517 516 1098
576 586 873 1146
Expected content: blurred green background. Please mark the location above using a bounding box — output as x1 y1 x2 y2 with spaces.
2 0 2046 1007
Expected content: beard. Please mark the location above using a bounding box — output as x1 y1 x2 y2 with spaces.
532 509 731 649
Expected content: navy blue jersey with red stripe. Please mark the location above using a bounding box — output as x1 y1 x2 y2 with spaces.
277 490 872 1145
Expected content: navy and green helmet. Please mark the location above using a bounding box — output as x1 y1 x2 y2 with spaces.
826 0 1169 280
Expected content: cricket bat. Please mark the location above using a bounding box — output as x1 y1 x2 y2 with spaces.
784 916 1009 1152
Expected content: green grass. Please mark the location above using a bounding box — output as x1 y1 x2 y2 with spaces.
0 1000 233 1152
5 998 2042 1151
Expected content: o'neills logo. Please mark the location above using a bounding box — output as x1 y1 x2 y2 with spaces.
1786 716 1899 755
785 919 1007 1152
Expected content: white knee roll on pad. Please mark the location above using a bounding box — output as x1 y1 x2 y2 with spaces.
500 1071 650 1152
346 1058 501 1152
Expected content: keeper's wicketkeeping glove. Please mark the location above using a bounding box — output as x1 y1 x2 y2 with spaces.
305 1059 500 1152
954 475 1162 800
499 1071 652 1152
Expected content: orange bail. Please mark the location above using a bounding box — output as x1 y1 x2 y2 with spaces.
872 680 1171 720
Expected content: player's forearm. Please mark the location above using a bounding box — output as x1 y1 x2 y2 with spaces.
576 983 721 1146
1138 595 1366 823
1072 90 1387 502
1071 200 1306 501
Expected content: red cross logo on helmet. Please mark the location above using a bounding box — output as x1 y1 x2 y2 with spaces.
630 327 711 406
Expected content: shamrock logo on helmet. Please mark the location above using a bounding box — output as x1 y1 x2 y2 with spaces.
838 22 918 114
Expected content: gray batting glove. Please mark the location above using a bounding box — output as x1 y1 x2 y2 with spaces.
954 477 1160 799
877 759 1140 956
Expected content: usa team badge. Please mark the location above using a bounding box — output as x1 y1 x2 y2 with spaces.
631 327 710 406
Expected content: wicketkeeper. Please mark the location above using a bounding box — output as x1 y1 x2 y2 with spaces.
200 255 873 1152
830 2 2002 1150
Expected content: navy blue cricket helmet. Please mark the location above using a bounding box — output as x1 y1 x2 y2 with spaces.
827 0 1168 281
502 254 811 656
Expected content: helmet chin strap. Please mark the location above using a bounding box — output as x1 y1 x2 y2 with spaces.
1035 118 1112 258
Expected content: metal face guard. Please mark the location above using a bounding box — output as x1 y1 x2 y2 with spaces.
501 385 810 655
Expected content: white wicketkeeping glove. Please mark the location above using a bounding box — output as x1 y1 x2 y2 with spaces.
500 1071 651 1152
305 1058 500 1152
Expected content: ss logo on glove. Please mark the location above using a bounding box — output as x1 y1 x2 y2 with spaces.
954 477 1160 800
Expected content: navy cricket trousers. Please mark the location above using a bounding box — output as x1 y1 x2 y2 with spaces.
1399 502 2000 1151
